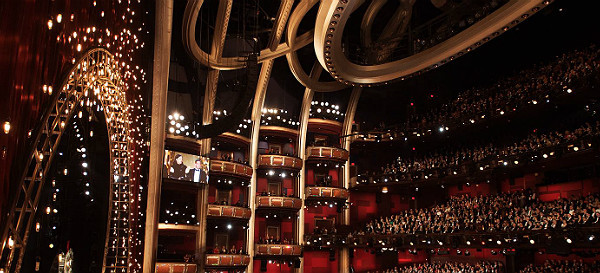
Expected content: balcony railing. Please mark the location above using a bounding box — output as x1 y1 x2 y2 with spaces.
207 205 252 220
303 227 600 249
258 154 302 170
155 263 196 273
205 254 251 268
209 159 253 179
305 186 349 200
255 196 302 211
306 146 349 162
254 244 302 256
158 223 198 231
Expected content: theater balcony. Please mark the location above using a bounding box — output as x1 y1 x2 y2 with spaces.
155 263 196 273
255 195 303 212
207 204 251 220
209 159 253 179
308 118 343 134
205 254 251 269
306 146 349 162
254 244 303 257
305 186 349 201
257 154 303 170
158 223 198 232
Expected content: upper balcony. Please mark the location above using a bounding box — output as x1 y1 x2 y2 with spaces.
205 254 251 269
306 146 349 162
305 186 349 201
258 154 303 170
209 159 253 179
255 195 302 212
207 204 251 220
254 244 302 257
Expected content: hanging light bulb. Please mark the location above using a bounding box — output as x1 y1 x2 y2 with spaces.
3 121 10 134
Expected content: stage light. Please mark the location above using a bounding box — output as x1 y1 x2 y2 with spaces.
3 121 10 134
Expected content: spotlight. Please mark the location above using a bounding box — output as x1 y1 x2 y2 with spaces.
589 235 595 241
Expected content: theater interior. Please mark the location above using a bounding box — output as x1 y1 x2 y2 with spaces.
1 0 600 273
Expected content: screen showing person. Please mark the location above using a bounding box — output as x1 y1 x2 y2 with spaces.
163 150 209 183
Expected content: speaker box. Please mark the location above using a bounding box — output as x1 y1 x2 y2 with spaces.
294 259 301 268
260 260 267 272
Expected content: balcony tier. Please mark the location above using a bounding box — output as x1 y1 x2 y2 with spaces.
254 244 302 257
255 196 302 211
259 125 299 138
209 159 253 178
307 118 343 135
258 154 302 170
158 223 198 232
205 254 251 268
306 146 349 162
305 186 349 200
207 204 251 220
156 263 196 273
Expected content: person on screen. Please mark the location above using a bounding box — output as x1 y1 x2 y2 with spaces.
169 154 187 180
186 159 205 183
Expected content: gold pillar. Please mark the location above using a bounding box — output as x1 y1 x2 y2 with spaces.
339 87 362 273
142 0 173 272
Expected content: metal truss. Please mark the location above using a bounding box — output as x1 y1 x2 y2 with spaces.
0 48 132 273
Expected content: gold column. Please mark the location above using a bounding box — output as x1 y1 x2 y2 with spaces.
339 87 362 273
142 0 173 272
196 2 233 272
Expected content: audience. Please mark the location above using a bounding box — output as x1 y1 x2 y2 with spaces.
519 260 600 273
358 191 600 235
257 236 294 245
210 245 246 255
367 121 600 181
401 45 600 136
365 261 503 273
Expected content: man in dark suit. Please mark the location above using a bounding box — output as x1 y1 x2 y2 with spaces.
186 159 205 183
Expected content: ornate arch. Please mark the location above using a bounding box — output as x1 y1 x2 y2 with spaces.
0 48 132 273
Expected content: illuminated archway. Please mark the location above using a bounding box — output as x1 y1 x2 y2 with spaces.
1 48 132 273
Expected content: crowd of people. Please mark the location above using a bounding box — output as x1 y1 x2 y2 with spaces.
401 44 600 135
371 120 600 179
359 191 600 235
257 236 294 245
518 260 600 273
211 200 248 207
364 261 503 273
210 244 246 255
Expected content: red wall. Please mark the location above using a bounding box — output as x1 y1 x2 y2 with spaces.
253 260 294 273
256 177 295 196
305 168 341 187
389 193 410 215
254 218 295 242
350 192 378 224
536 179 599 201
304 250 338 273
352 249 428 272
447 183 492 197
305 206 339 233
500 173 541 193
533 249 600 264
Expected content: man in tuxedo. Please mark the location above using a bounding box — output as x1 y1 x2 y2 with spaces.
186 159 205 183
